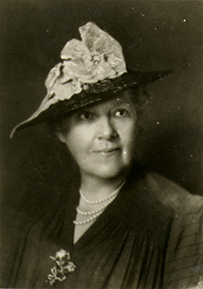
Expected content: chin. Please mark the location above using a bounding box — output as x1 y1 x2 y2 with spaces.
88 163 131 180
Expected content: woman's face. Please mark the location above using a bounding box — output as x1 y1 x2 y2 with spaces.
58 90 138 180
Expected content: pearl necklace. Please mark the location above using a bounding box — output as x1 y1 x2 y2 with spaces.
73 181 126 225
73 194 118 225
79 180 126 204
74 206 106 225
76 193 119 216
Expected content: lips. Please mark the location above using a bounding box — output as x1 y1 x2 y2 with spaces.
94 147 121 157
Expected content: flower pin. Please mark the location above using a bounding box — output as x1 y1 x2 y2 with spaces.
46 249 76 286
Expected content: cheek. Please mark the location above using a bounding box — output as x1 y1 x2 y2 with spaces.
65 132 81 157
121 125 138 157
120 121 137 143
65 130 91 160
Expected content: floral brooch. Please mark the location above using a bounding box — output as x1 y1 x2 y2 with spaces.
46 249 76 286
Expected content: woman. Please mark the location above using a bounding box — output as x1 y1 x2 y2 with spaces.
4 22 203 288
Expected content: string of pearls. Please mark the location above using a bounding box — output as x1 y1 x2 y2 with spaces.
73 180 126 225
79 180 126 204
76 194 118 216
73 199 113 225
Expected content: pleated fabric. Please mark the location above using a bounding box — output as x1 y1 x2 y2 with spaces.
2 164 203 289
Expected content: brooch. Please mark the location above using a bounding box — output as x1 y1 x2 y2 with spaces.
46 249 76 286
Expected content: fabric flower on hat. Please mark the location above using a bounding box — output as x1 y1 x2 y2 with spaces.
44 21 127 103
60 22 126 84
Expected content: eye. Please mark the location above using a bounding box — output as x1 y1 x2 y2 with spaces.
78 111 94 121
114 109 128 118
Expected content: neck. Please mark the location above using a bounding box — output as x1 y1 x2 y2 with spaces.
79 170 129 201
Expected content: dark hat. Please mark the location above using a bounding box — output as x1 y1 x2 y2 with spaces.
10 22 171 138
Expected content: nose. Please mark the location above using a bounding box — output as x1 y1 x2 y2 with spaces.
97 116 118 140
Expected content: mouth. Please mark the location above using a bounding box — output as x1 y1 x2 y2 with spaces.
95 148 121 157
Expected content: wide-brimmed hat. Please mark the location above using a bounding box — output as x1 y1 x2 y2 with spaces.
10 22 171 138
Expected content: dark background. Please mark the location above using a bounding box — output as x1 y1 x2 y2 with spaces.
0 0 203 206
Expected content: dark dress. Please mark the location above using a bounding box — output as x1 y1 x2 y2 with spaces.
1 164 203 289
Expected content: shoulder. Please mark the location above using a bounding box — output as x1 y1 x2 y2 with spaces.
140 172 203 288
143 171 203 213
141 172 203 288
131 170 203 225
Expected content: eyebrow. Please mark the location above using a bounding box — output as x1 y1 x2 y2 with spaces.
112 97 133 106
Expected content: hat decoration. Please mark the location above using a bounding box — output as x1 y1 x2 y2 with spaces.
10 22 127 137
44 22 126 106
10 22 171 138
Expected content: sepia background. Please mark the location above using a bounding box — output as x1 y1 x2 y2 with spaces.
0 0 203 211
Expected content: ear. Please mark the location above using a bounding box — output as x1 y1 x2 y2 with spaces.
57 132 67 143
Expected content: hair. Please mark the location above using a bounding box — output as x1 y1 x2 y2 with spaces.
47 86 149 136
128 86 149 114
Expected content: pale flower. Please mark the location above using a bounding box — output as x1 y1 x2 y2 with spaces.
35 22 126 118
46 249 76 286
60 22 126 83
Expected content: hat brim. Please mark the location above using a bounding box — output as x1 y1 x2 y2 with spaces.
11 70 172 137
